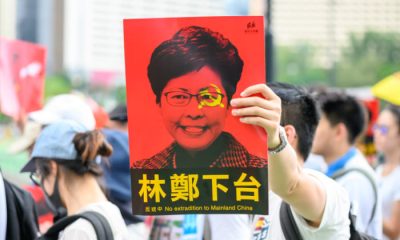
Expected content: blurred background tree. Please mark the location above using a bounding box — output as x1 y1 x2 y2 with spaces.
336 31 400 87
276 44 327 86
277 31 400 87
44 74 72 99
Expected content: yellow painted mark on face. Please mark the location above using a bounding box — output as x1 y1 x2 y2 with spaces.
198 84 225 109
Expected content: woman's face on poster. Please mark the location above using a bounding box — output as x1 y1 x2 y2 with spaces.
159 66 229 152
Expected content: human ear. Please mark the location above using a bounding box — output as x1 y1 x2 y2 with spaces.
283 125 297 148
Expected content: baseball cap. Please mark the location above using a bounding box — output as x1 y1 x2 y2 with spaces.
20 120 88 173
108 104 127 122
10 94 96 153
9 121 42 154
28 94 95 130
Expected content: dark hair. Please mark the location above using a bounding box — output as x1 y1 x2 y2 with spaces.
316 91 366 144
148 25 244 104
268 82 320 160
36 130 113 178
386 104 400 133
109 103 127 123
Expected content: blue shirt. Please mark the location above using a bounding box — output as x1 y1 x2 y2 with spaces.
0 172 7 240
325 147 357 177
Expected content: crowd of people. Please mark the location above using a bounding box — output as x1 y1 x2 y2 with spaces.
0 25 399 240
0 81 399 239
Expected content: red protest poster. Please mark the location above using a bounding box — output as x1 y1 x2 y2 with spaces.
124 16 268 215
0 38 46 120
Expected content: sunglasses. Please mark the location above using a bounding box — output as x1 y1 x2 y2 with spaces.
29 172 42 187
373 124 389 135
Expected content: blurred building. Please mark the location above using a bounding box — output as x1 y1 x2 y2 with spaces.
4 0 227 85
2 0 400 84
0 0 17 38
64 0 227 86
273 0 400 67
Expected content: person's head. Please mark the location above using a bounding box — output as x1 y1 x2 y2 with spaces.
312 91 366 157
147 26 243 152
268 82 320 161
107 103 128 131
10 94 96 153
373 104 400 156
21 120 112 211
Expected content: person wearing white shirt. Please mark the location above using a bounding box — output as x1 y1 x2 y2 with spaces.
374 104 400 240
234 82 350 239
312 91 382 239
149 83 351 240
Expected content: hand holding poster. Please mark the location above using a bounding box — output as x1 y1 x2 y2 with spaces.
124 16 268 215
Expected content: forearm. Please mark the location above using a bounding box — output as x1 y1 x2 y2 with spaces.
230 84 325 223
268 145 325 223
268 144 301 197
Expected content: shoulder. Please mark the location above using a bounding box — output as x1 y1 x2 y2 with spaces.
292 169 351 238
132 143 175 169
61 219 96 240
304 169 350 196
74 201 128 239
339 156 378 187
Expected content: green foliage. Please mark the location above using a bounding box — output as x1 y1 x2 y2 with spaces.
276 31 400 87
114 86 127 103
0 113 11 124
44 74 72 99
336 31 400 87
276 44 328 86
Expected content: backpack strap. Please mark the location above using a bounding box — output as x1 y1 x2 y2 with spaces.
41 215 81 240
80 211 114 240
279 201 303 240
41 211 113 240
332 167 378 232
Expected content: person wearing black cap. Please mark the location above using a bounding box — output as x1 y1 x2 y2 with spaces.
107 104 128 131
102 104 148 238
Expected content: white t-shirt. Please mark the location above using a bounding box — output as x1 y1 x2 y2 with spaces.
334 150 382 239
59 201 128 240
304 153 327 173
151 169 350 240
253 169 351 240
0 172 6 240
376 165 400 240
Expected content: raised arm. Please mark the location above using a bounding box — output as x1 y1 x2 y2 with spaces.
230 83 325 225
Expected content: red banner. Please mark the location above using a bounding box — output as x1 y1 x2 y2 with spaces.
0 38 46 120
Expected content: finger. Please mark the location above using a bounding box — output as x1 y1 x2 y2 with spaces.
240 84 279 101
239 117 279 132
232 106 280 122
230 96 280 111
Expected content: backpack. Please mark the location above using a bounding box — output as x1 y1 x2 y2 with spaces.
39 211 114 240
280 201 377 240
3 178 40 240
277 167 378 240
331 167 378 234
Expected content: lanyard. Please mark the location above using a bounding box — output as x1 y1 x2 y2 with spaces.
325 147 357 177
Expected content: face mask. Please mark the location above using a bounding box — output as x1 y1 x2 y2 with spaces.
41 168 66 219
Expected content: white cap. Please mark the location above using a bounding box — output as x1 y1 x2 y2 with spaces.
28 94 96 130
10 94 95 154
9 121 42 154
